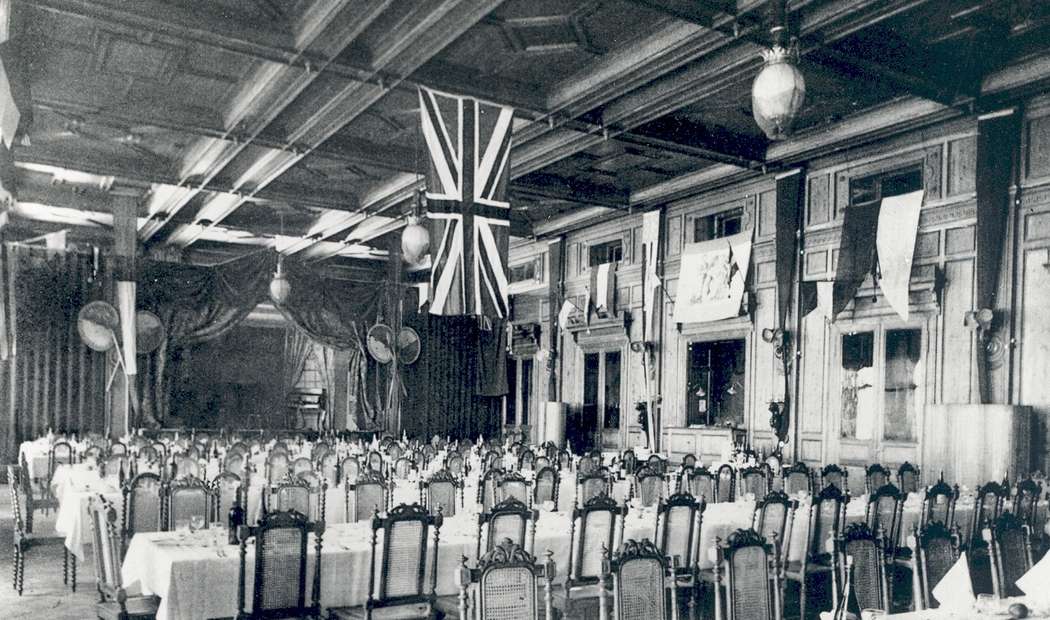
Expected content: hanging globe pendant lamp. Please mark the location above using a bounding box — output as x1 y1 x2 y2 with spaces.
269 254 291 304
401 190 430 265
751 0 805 141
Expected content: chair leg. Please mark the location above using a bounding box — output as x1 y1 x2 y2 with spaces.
70 551 77 592
686 584 697 620
799 575 807 620
16 548 24 596
11 548 17 590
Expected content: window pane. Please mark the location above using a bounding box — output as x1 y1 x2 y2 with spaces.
604 351 621 430
521 359 533 426
884 329 921 441
841 332 875 439
686 344 710 426
686 340 745 427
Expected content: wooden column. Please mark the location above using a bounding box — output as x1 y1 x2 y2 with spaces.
107 195 137 437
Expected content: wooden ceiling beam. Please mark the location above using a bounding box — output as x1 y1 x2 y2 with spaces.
511 174 630 211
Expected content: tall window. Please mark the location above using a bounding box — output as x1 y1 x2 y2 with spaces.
839 328 922 442
849 166 923 207
694 207 743 242
589 239 623 266
584 350 622 431
686 339 746 427
506 357 534 427
840 331 875 439
883 329 920 441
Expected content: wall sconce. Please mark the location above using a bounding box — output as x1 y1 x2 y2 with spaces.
963 308 994 332
761 327 791 360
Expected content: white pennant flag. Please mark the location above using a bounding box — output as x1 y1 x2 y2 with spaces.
876 190 924 321
641 210 661 342
816 281 834 322
0 57 19 150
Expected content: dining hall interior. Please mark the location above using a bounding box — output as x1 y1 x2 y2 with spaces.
2 0 1050 619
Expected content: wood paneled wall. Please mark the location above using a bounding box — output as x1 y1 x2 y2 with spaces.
508 95 1050 474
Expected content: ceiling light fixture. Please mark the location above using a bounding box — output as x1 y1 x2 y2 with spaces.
401 189 430 265
751 0 806 140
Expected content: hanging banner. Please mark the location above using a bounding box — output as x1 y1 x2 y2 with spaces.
641 209 661 342
816 280 834 322
673 229 753 324
876 190 925 321
591 262 615 315
775 169 804 329
832 202 880 317
116 280 137 375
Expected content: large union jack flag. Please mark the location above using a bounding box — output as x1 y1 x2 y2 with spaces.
419 86 513 319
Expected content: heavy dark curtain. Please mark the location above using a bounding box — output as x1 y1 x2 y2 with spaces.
282 328 313 403
832 202 881 317
0 245 110 467
136 251 383 427
401 312 506 440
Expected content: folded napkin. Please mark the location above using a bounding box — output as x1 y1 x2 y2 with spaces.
932 552 974 612
1017 547 1050 604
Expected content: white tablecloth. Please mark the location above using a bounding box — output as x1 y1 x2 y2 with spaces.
121 508 654 620
18 439 52 480
882 596 1049 618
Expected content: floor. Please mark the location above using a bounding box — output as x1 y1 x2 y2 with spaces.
0 483 847 620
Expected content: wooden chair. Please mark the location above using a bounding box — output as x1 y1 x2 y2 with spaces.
484 450 504 472
330 504 443 619
713 529 783 620
1012 478 1043 534
317 451 339 487
533 465 561 510
896 462 920 494
864 464 891 494
680 467 716 503
456 539 556 620
558 450 573 472
578 453 599 476
16 456 57 532
681 453 698 471
739 467 770 499
123 472 164 544
645 455 668 475
265 452 290 485
618 450 639 476
477 497 538 559
108 441 127 457
782 462 812 496
908 521 960 610
919 478 958 531
267 476 313 520
519 448 537 471
236 510 324 619
654 493 704 619
339 455 361 485
561 493 628 616
295 470 327 522
634 466 665 508
498 471 531 506
753 491 797 569
784 484 847 620
865 483 905 563
984 512 1033 599
970 481 1009 548
600 538 679 620
445 453 466 477
393 456 414 479
290 456 313 476
820 464 848 494
103 454 131 484
715 464 735 503
224 452 246 478
173 454 202 480
840 522 891 615
579 468 614 505
49 441 76 481
212 472 243 524
420 469 461 517
8 465 73 596
479 467 504 513
87 496 160 619
347 470 388 523
166 475 214 530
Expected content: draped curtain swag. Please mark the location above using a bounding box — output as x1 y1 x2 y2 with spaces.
282 328 313 405
136 251 384 428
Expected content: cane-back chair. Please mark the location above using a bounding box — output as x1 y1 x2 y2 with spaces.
782 462 812 496
420 469 461 517
124 472 164 543
645 454 667 475
654 493 704 617
713 529 783 620
8 465 73 596
865 464 891 495
455 539 556 620
82 444 104 465
236 509 324 619
103 454 131 484
498 471 531 506
1012 478 1043 533
295 471 327 522
784 484 848 620
681 453 698 471
578 468 614 505
519 449 536 471
837 523 891 615
266 452 290 485
865 484 905 562
619 450 639 476
577 453 599 476
224 452 247 478
680 467 716 503
14 457 57 532
445 453 466 477
266 476 312 520
347 470 388 523
477 497 539 558
533 466 560 510
484 450 504 472
87 496 160 619
897 462 921 494
562 493 628 614
558 450 573 471
317 452 338 488
49 441 76 479
600 538 679 620
919 478 958 531
820 465 848 494
908 521 960 610
984 512 1033 599
753 491 797 567
213 472 244 524
478 467 504 513
392 457 414 479
739 467 770 498
340 456 361 485
289 456 311 476
634 466 666 508
167 476 213 531
971 481 1009 548
715 464 736 504
330 504 443 620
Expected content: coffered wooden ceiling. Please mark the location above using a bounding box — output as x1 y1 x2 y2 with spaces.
7 0 1050 269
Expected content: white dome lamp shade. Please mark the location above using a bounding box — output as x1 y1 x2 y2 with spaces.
269 254 291 304
401 190 430 265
